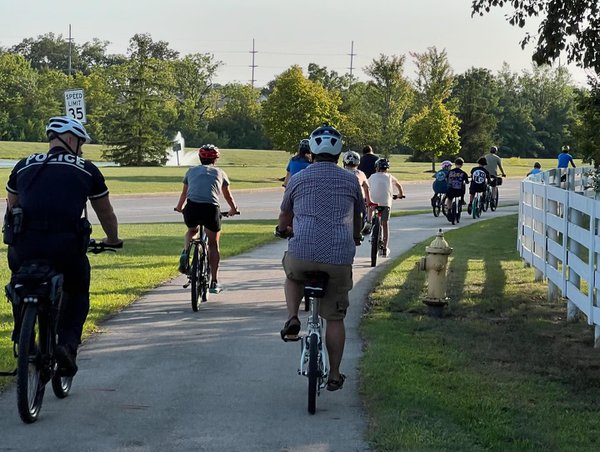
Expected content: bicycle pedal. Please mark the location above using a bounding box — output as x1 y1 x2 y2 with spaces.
282 334 301 342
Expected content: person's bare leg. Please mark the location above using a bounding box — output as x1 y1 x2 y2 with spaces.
284 278 302 320
382 220 389 249
205 229 220 281
326 319 345 381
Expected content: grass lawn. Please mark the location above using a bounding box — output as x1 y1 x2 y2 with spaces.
0 220 276 390
361 215 600 451
0 140 585 194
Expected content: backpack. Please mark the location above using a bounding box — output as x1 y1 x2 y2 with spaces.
432 170 449 193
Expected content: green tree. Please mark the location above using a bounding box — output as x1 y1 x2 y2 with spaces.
452 68 501 161
208 83 271 149
411 47 454 107
495 64 539 156
172 53 221 146
11 33 73 73
519 65 578 156
472 0 600 72
103 34 178 166
0 53 36 140
406 100 461 170
307 63 352 92
262 66 341 152
574 78 600 165
363 54 414 156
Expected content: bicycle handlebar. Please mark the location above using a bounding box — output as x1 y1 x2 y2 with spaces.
87 239 123 254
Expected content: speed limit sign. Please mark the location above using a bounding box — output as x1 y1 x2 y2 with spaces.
64 89 87 123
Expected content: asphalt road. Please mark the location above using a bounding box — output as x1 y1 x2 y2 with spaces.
84 178 522 224
0 204 519 451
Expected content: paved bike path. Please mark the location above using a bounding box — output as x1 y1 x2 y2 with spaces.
0 208 518 451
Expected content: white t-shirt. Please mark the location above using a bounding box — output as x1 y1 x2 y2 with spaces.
368 172 397 207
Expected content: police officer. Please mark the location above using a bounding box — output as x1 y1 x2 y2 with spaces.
6 116 122 376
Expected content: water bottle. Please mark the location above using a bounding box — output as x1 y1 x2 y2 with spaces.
11 206 23 235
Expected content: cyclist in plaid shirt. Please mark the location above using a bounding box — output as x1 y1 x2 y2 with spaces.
276 124 365 392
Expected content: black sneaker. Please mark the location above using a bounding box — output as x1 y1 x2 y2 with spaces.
55 345 78 377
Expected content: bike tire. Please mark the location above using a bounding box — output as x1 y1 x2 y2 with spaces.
200 242 209 303
472 197 478 219
307 333 319 415
370 218 380 267
456 200 462 223
432 195 441 217
441 195 447 218
16 305 45 424
482 190 489 212
51 373 72 399
491 189 499 211
450 202 456 225
190 243 200 311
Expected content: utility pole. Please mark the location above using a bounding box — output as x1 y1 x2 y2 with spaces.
249 38 258 88
348 40 356 81
68 24 72 77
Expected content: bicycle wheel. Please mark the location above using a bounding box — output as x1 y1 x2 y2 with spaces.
200 241 209 302
472 197 479 219
450 202 456 225
51 373 72 399
441 195 447 218
370 218 380 267
481 190 489 212
456 199 462 223
190 243 200 311
307 333 319 415
491 187 499 211
432 194 441 217
16 305 45 423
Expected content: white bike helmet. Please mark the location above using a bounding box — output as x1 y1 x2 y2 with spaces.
343 150 361 166
308 124 343 155
441 160 452 169
46 116 91 143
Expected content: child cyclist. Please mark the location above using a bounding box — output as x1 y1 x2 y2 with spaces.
467 157 491 214
174 144 239 294
367 158 405 257
431 160 452 207
445 157 469 214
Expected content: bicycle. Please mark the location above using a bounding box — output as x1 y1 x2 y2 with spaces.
0 239 120 423
431 192 447 218
446 195 463 225
489 175 501 211
472 191 484 219
298 271 330 415
369 195 403 267
180 210 238 311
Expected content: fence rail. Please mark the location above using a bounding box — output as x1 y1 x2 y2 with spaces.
518 167 600 346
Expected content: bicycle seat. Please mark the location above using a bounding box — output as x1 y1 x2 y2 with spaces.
303 271 329 298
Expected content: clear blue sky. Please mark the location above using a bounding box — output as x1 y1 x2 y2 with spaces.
1 0 588 87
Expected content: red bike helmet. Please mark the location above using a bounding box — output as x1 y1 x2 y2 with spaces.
198 144 220 160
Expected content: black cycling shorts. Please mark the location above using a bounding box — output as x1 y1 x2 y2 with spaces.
469 184 486 195
446 188 464 199
183 201 221 232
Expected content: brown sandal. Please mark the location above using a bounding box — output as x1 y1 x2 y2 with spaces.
326 374 346 391
280 315 301 342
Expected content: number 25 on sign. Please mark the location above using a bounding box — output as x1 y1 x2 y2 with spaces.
64 89 87 123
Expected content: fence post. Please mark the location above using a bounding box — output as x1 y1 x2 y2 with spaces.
567 177 582 322
546 171 560 301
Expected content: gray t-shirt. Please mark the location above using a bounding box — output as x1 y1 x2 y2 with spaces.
484 153 502 177
183 165 229 205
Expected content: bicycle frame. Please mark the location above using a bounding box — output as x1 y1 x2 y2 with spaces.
187 224 210 311
298 272 329 415
298 296 329 385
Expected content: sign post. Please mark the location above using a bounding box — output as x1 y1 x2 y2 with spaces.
64 89 87 123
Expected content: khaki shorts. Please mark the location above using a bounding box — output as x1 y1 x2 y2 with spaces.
282 252 353 321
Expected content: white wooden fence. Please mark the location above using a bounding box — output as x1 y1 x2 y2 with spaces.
518 167 600 346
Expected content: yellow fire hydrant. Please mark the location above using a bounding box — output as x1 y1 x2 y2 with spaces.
418 229 453 316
